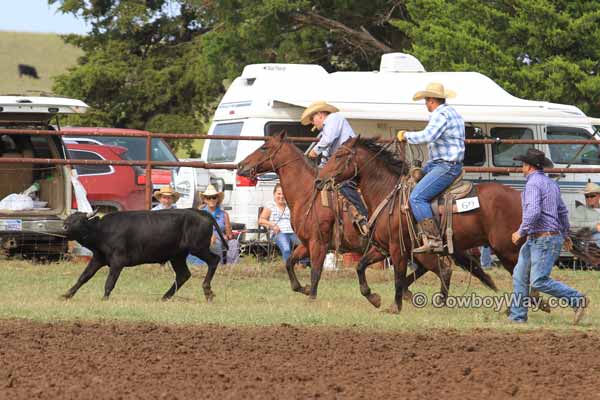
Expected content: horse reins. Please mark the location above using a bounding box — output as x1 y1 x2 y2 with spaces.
244 140 302 178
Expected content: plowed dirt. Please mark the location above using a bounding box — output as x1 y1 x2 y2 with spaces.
1 320 599 399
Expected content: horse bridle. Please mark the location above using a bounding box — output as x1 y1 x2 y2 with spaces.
243 140 302 178
328 143 359 183
328 140 396 183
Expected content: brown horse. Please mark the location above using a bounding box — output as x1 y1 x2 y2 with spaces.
237 132 496 302
318 137 521 312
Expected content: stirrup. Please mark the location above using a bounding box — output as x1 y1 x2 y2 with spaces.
413 236 445 254
356 219 370 236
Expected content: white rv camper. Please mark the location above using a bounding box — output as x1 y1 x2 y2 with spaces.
200 53 600 239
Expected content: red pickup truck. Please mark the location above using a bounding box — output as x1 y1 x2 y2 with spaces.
66 143 172 211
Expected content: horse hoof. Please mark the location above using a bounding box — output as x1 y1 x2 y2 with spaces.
402 290 413 301
205 293 216 303
102 296 109 301
383 304 400 314
61 293 72 300
366 293 382 308
302 285 311 296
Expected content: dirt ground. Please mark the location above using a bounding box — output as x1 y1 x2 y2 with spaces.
1 320 599 399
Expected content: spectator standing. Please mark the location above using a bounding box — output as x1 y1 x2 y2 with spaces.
199 185 233 262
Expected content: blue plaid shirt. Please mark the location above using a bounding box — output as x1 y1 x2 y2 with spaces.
405 104 465 163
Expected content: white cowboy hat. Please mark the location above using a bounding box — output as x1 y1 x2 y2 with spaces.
300 101 340 126
412 82 456 101
153 186 180 201
584 182 600 195
200 184 224 204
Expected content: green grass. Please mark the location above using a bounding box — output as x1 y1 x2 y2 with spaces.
1 258 599 332
0 31 82 95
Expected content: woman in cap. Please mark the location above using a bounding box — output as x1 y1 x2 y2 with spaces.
198 184 233 262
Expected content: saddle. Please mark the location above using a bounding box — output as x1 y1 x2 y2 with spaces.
426 169 478 254
430 170 475 214
389 168 479 256
319 187 368 250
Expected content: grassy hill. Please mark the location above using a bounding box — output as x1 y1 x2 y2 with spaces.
0 31 82 95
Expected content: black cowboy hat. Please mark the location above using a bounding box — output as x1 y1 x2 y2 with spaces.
513 148 554 169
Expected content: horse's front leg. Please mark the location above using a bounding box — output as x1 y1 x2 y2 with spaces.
286 243 309 295
386 244 408 314
306 240 328 300
357 246 386 308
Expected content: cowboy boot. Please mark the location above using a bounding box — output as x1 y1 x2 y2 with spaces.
347 202 369 236
413 218 444 254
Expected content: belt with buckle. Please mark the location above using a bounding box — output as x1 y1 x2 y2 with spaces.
529 231 559 239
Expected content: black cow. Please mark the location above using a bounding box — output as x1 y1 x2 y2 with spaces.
18 64 39 79
62 209 227 301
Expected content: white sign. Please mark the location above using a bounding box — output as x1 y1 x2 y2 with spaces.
456 197 480 213
0 219 22 231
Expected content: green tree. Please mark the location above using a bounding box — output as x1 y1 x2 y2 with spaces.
395 0 600 115
52 0 600 154
50 0 409 155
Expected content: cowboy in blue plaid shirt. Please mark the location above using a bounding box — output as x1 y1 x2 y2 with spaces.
397 82 465 253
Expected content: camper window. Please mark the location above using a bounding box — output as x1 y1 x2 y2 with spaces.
207 122 243 163
264 122 314 153
491 127 534 166
547 126 600 165
464 126 485 166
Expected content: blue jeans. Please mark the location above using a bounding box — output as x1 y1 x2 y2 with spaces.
480 246 492 268
592 232 600 247
274 232 300 262
409 160 463 222
339 180 368 216
509 235 584 322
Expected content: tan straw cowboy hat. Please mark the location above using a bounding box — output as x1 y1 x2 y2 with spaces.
153 186 180 201
584 182 600 195
300 101 340 126
412 82 456 101
200 184 224 204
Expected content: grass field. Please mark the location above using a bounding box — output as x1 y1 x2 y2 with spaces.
1 258 598 332
0 31 82 95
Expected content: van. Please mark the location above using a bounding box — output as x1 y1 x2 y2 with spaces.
200 53 599 238
0 96 88 259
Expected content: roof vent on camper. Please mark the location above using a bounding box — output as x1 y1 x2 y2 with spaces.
379 53 425 73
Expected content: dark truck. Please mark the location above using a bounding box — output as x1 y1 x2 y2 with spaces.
0 96 89 260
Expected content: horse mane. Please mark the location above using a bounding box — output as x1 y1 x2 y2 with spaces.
280 137 316 171
355 137 407 176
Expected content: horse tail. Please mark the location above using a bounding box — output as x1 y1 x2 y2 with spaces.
453 251 498 292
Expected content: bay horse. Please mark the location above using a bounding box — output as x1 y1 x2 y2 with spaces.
237 132 496 303
318 136 522 312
